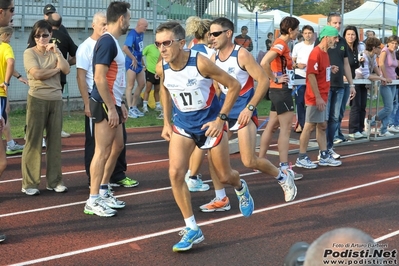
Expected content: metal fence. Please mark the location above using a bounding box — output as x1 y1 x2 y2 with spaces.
8 0 244 105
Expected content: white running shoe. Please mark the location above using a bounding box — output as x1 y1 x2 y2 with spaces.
279 169 297 202
84 198 117 217
101 191 126 209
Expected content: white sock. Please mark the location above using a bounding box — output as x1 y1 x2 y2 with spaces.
277 170 287 182
215 188 226 200
89 194 99 204
184 215 198 230
143 101 148 106
155 102 161 107
99 184 108 196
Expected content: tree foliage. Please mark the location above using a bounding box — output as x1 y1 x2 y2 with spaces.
241 0 362 16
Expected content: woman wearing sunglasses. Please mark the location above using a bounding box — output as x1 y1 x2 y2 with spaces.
21 20 70 196
259 17 300 173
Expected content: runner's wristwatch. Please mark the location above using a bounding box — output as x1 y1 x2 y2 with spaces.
247 104 255 111
218 113 228 121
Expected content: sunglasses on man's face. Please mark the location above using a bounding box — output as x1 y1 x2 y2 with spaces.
209 29 229 37
1 7 15 13
154 39 181 48
34 34 50 39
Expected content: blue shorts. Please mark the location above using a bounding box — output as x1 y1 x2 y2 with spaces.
172 124 227 150
0 97 7 124
126 61 143 74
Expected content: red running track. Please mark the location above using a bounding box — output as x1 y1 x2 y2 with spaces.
0 119 398 265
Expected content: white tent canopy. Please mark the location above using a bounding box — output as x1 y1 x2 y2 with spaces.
259 9 320 32
318 0 397 29
206 0 274 19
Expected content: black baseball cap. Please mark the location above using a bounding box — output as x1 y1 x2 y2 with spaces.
43 4 56 15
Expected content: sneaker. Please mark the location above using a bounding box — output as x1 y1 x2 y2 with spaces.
288 162 303 180
379 131 394 137
388 125 399 133
21 188 40 196
318 149 340 160
101 191 126 209
132 108 145 117
111 177 139 188
142 105 149 113
295 156 317 169
318 155 342 167
348 131 364 139
42 138 46 148
83 198 117 217
333 138 343 144
186 174 210 192
128 109 138 118
0 233 5 243
279 169 297 202
235 179 254 217
360 131 368 138
46 184 68 193
61 130 70 138
6 142 24 155
200 196 231 212
172 227 204 252
155 105 162 112
156 113 164 120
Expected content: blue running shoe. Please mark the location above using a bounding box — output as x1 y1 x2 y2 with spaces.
172 227 204 252
235 179 254 217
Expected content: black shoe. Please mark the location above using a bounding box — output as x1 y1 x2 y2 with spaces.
0 233 6 243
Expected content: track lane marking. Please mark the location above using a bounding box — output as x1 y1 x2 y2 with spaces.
7 175 399 265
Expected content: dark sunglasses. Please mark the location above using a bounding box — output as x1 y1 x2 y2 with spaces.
209 29 229 37
1 7 15 13
34 34 50 39
154 39 181 48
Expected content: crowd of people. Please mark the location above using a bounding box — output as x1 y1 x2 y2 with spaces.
0 0 397 254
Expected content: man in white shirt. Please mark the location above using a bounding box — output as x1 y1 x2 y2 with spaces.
292 25 315 133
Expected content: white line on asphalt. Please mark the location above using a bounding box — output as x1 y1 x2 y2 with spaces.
8 175 399 266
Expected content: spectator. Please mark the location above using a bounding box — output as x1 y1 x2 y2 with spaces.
0 0 14 244
370 35 399 136
344 26 365 139
363 30 375 42
234 25 253 52
295 26 342 169
22 20 70 196
387 50 399 132
142 43 162 114
123 18 148 118
83 1 131 217
354 37 385 137
76 11 139 190
292 25 315 133
0 26 25 155
265 31 273 51
47 12 78 138
315 12 355 159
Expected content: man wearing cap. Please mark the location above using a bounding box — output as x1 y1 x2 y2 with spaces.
295 25 342 169
0 0 14 244
234 26 253 52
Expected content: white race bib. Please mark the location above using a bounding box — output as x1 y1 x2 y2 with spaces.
326 66 331 82
171 88 206 112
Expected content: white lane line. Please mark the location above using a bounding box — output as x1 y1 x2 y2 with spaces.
2 144 398 185
8 175 399 266
375 230 399 242
5 139 167 159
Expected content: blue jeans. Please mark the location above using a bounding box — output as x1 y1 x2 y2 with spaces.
293 75 305 129
376 85 395 134
334 84 350 140
388 88 399 127
326 87 345 149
